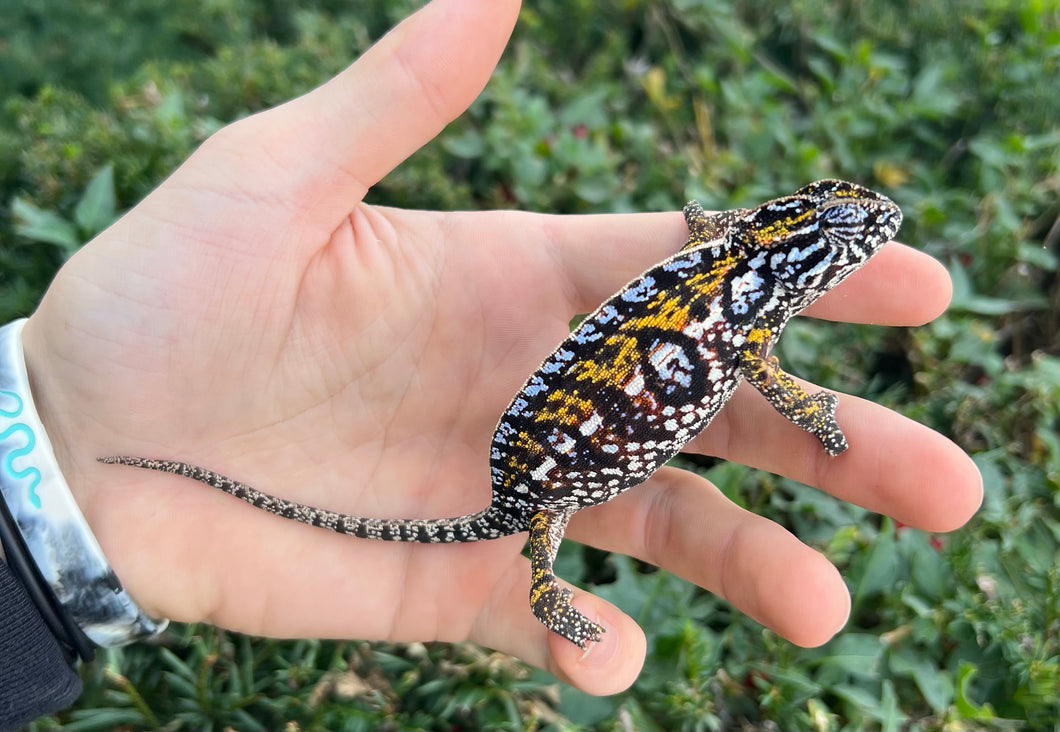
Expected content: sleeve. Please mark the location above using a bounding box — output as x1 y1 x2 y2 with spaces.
0 559 82 732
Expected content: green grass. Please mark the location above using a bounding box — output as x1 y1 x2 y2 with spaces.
3 0 1057 729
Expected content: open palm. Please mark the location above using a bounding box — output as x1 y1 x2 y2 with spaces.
21 0 981 694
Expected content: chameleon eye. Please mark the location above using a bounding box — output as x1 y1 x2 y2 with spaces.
818 195 903 250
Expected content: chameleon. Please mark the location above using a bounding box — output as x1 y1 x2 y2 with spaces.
101 179 902 649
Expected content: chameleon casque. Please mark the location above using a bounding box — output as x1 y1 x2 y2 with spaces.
103 179 902 649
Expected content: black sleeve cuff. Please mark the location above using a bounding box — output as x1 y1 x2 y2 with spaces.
0 559 82 732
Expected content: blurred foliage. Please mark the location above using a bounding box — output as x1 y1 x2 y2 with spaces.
3 0 1057 730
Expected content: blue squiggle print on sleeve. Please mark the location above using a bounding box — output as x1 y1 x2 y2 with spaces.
0 389 43 509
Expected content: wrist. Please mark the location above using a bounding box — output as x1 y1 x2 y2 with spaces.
0 318 168 651
19 317 74 480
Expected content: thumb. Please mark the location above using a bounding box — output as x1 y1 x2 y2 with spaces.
243 0 520 218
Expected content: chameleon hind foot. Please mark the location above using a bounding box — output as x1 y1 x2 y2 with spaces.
530 581 605 649
527 509 605 648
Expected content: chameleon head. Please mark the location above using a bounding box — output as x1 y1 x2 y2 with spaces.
741 179 903 310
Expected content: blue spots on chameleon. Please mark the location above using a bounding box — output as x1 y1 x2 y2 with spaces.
824 202 869 225
523 375 549 397
0 390 43 509
777 238 824 265
541 347 576 375
767 198 806 214
663 249 702 274
728 268 769 317
546 429 578 455
572 321 604 345
506 396 531 417
597 305 620 325
796 251 836 289
769 236 843 290
494 420 517 445
621 275 659 303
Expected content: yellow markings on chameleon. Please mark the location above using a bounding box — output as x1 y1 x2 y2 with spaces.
829 186 863 198
533 389 597 426
568 334 642 389
621 259 736 334
675 257 738 301
683 265 733 299
528 514 554 606
753 209 814 247
529 580 548 606
746 327 773 345
499 430 547 488
622 293 691 333
512 430 546 458
797 399 825 417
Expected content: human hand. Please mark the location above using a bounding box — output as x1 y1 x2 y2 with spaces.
20 0 981 695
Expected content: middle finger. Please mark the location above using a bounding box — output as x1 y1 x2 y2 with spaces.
566 465 852 648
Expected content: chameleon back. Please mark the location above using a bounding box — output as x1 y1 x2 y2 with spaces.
490 246 744 519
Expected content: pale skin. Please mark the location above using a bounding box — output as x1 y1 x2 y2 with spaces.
19 0 981 696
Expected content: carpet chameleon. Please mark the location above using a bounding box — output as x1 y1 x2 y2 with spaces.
102 179 902 649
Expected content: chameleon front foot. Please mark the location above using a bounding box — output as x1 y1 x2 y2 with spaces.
530 581 605 649
739 345 850 457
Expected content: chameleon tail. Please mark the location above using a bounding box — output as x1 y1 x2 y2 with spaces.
98 456 519 543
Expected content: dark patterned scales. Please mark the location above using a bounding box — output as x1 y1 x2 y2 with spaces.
102 179 903 648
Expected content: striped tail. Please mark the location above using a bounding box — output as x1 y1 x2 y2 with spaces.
99 456 520 543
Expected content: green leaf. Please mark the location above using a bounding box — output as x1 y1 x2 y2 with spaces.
63 708 147 731
852 522 899 607
443 130 485 159
832 680 907 729
819 633 884 680
879 679 906 732
831 683 882 714
889 648 953 713
559 685 621 727
902 529 950 600
954 663 998 721
74 163 117 236
11 196 80 253
947 259 1042 314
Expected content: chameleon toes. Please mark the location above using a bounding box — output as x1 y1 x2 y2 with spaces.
807 391 848 456
530 583 605 649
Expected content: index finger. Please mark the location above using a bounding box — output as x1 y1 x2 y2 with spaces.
804 242 952 326
208 0 520 227
696 384 983 533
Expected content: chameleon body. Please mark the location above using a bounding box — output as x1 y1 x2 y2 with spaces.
103 179 902 648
